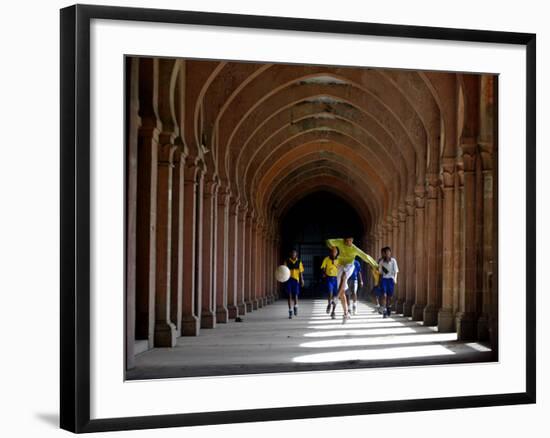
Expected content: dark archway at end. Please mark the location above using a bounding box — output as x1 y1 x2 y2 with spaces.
279 191 365 297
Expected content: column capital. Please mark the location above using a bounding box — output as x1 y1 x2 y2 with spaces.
183 155 205 182
479 141 494 171
175 138 189 161
203 175 218 196
398 204 407 223
158 143 177 166
229 196 240 215
391 210 399 228
217 185 231 207
158 130 178 147
414 185 426 208
441 157 456 189
405 195 415 216
456 158 465 186
426 173 440 199
461 140 477 172
138 124 161 143
238 201 248 216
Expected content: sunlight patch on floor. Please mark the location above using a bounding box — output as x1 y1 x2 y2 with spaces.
307 321 408 330
292 344 455 363
303 327 416 338
299 332 458 348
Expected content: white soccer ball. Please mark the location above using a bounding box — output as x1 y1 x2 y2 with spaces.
275 265 291 283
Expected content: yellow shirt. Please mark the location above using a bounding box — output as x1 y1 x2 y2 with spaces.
325 238 380 285
321 256 339 277
285 257 304 281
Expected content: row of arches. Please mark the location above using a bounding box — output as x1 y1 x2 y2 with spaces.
125 56 497 369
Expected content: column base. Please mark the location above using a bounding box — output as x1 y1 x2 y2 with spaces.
200 310 216 329
252 299 259 310
423 304 439 326
411 303 425 321
456 311 477 341
477 313 490 341
182 315 200 336
437 308 455 332
154 321 177 347
395 299 405 314
216 306 229 323
237 302 247 315
246 301 253 312
257 297 264 308
403 300 414 317
227 304 238 319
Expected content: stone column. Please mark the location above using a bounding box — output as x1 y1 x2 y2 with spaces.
423 174 440 326
135 124 159 347
453 161 465 320
438 158 456 332
260 223 269 306
385 217 392 250
226 197 239 319
169 149 185 337
456 142 478 340
392 211 399 256
237 205 248 315
245 212 255 312
477 144 494 340
126 57 140 368
395 207 406 313
215 186 230 323
412 186 427 321
253 220 263 308
273 233 278 300
376 225 383 259
265 230 273 304
403 196 415 316
181 158 202 336
153 144 178 347
200 177 217 329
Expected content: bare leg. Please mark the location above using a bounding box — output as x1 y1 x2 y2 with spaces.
338 272 348 316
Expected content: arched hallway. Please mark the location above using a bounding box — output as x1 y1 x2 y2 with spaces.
125 56 498 375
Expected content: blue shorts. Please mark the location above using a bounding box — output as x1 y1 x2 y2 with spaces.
325 276 338 296
374 285 384 297
380 278 395 297
285 278 300 297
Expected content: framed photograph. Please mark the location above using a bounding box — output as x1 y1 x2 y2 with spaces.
60 4 536 433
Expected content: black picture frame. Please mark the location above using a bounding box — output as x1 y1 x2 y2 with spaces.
60 4 536 433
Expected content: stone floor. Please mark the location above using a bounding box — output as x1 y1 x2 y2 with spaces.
127 299 494 380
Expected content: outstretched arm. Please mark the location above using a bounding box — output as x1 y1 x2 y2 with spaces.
354 245 378 269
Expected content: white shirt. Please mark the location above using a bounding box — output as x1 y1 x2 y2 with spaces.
379 257 399 280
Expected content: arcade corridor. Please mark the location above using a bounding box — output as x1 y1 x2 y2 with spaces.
125 56 497 374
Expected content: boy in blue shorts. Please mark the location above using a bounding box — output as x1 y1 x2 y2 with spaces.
378 246 399 318
284 249 304 319
321 246 339 319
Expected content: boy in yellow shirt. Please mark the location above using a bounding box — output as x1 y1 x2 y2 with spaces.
284 249 304 319
321 246 340 319
325 236 379 323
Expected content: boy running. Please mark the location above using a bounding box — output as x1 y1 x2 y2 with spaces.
284 249 304 319
325 237 379 323
378 246 399 318
321 246 340 319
